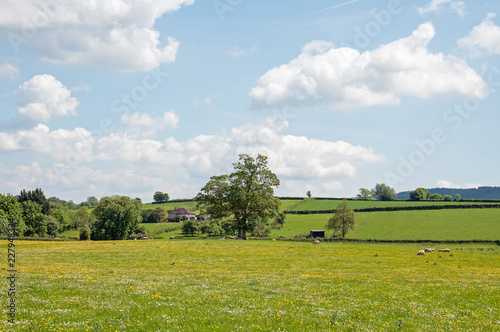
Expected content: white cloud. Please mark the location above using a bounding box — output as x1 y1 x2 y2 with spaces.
0 117 384 199
250 23 487 110
458 13 500 57
436 180 481 189
71 83 91 92
17 74 79 122
0 63 18 80
418 0 465 17
121 110 179 136
0 124 94 162
0 0 195 71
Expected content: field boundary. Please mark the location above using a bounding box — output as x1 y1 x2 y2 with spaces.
285 204 500 214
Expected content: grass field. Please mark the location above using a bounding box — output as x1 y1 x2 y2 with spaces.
2 240 499 331
142 201 200 214
291 199 500 211
270 209 500 240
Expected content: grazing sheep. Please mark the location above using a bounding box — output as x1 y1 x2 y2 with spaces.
424 248 433 252
442 248 451 252
170 236 174 239
272 239 276 241
417 250 425 255
313 240 320 244
141 236 148 240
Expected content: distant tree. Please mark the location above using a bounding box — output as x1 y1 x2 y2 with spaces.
90 196 143 240
356 188 374 200
220 219 236 236
150 206 167 223
196 154 280 239
409 188 430 201
182 220 200 236
51 208 71 231
22 201 47 237
18 188 50 215
373 183 397 201
429 193 443 200
0 194 26 236
274 212 286 229
75 206 92 228
46 216 60 236
201 220 222 237
444 195 453 201
306 191 311 198
326 199 355 238
84 196 99 208
454 194 462 201
153 191 169 203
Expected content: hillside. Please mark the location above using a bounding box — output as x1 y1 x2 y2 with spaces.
397 186 500 200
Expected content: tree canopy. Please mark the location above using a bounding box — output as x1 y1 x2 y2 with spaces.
373 183 397 201
409 188 430 201
153 191 169 203
90 195 143 240
196 154 281 239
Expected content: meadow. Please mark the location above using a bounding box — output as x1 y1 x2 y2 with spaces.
290 199 500 211
2 240 499 331
270 209 500 240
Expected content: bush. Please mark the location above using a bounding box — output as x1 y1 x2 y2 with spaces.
79 225 91 240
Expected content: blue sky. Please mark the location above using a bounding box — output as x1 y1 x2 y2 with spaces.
1 0 499 202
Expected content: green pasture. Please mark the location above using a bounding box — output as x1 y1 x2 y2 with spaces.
291 199 500 211
271 208 500 240
142 201 200 214
2 240 499 331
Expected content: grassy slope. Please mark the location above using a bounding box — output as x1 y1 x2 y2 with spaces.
8 240 500 331
292 199 500 211
271 209 500 240
142 201 200 214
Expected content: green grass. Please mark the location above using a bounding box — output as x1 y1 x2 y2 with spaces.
272 209 500 241
3 240 499 331
278 199 304 212
142 201 200 214
292 199 500 211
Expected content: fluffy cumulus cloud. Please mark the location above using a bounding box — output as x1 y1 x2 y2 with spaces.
418 0 465 16
0 124 94 162
0 63 19 79
250 23 487 110
0 117 384 199
17 74 79 122
121 110 179 137
458 13 500 57
0 0 195 71
436 180 481 189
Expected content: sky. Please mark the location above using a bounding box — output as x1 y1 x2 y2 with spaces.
0 0 499 203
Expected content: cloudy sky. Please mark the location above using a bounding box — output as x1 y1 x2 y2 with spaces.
1 0 499 202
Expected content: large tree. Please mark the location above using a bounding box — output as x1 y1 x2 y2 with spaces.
356 188 374 200
90 196 143 240
196 154 281 239
18 188 50 215
373 183 397 201
409 188 430 201
326 199 355 238
153 191 169 203
0 194 26 236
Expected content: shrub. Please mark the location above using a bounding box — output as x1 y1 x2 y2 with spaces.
79 225 91 240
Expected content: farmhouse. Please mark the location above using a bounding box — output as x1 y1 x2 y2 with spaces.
167 207 196 220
